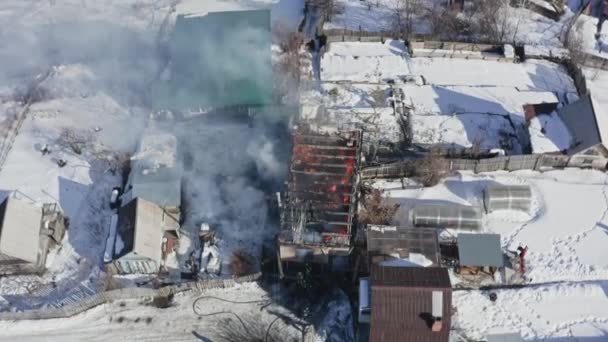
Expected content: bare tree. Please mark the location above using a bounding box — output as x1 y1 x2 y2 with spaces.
566 19 587 67
315 0 343 23
359 189 399 225
56 127 94 155
414 150 449 186
389 0 423 39
273 26 306 103
473 0 514 44
427 4 471 41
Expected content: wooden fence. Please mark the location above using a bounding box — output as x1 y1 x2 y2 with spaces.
0 273 262 321
360 154 605 179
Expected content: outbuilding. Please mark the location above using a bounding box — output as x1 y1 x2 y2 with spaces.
558 94 608 158
369 265 452 342
111 197 180 275
484 185 532 213
411 204 483 230
456 233 504 274
0 196 65 275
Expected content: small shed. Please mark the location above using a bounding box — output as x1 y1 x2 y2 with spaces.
369 265 452 342
0 197 42 264
557 94 608 157
0 197 65 275
457 233 504 269
484 185 532 213
411 204 483 230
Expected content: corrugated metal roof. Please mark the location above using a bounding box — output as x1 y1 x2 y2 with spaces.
457 233 504 267
558 94 604 154
370 265 451 342
371 265 451 288
0 197 42 263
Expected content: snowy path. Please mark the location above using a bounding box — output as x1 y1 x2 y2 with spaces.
0 283 301 342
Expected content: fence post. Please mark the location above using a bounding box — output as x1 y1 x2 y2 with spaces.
533 155 542 170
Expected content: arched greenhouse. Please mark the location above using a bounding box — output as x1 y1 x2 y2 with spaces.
483 185 532 213
411 204 483 230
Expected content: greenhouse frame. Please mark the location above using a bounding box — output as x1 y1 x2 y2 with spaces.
483 185 532 213
411 204 483 230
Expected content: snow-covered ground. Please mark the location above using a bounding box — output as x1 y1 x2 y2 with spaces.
454 281 608 341
0 0 301 313
314 40 575 152
373 168 608 340
323 0 431 34
0 282 303 342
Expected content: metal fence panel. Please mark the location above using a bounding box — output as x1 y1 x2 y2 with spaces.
475 157 509 173
506 155 539 171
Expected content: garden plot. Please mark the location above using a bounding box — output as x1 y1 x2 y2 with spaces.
321 40 411 83
372 169 608 340
372 169 608 283
318 41 574 151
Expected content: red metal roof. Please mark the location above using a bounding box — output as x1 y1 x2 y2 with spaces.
370 266 452 342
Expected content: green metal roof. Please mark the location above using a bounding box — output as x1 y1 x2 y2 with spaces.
155 9 272 110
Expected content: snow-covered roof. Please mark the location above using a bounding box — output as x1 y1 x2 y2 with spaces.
131 133 177 169
127 132 181 208
321 40 410 82
0 197 42 264
528 112 572 154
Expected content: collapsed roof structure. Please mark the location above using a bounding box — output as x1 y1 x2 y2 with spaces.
278 130 362 271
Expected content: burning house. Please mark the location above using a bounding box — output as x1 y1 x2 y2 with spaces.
122 131 181 213
278 130 362 275
110 197 180 275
